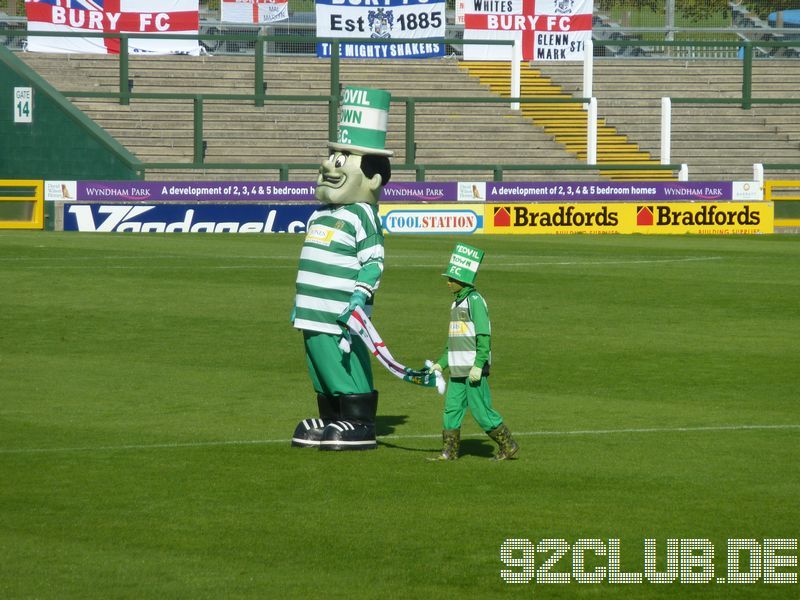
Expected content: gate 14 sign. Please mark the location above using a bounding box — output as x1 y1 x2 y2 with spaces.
14 88 32 124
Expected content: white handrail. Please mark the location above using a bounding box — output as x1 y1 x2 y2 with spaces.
511 38 520 111
661 97 671 165
587 97 597 165
583 39 593 109
753 163 764 186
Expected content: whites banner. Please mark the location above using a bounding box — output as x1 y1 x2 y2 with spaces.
25 0 201 55
315 0 446 59
464 0 593 61
221 0 288 24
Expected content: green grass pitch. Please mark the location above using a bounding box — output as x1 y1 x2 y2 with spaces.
1 231 799 599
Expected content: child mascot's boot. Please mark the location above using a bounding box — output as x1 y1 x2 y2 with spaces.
291 393 341 448
428 429 460 461
487 423 519 461
319 391 379 451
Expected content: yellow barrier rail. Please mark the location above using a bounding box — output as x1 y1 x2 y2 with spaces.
764 180 800 228
0 180 44 230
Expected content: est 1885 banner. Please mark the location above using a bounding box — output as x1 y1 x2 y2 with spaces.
315 0 446 59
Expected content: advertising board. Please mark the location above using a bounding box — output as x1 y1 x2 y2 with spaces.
63 203 315 233
485 202 774 235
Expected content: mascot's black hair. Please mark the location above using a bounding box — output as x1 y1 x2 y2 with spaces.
360 154 392 186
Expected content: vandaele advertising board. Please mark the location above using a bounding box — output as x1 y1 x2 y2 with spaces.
64 203 315 233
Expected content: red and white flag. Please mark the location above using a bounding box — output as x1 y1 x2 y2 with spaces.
221 0 288 24
25 0 201 55
464 0 593 61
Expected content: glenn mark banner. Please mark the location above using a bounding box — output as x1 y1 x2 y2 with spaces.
463 0 593 61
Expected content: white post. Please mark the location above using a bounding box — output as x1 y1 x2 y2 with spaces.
582 39 593 109
511 39 521 111
753 163 764 186
660 97 671 165
587 97 597 165
679 163 689 181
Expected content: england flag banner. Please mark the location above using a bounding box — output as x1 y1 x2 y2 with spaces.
315 0 446 59
25 0 201 55
464 0 593 61
221 0 288 24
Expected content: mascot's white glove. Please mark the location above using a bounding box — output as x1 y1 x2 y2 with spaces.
423 361 446 395
337 289 369 326
337 289 368 353
468 365 483 383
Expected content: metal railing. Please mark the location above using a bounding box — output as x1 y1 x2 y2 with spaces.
7 29 799 180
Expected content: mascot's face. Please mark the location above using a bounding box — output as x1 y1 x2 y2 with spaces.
315 151 382 205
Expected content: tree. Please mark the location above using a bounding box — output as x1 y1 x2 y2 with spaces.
747 1 800 20
594 1 800 21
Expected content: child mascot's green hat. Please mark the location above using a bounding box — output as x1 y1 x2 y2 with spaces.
443 243 484 285
329 86 394 157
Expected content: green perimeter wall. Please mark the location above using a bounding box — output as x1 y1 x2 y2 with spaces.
0 46 142 181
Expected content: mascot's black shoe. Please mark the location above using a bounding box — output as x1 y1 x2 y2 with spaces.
319 391 378 451
291 393 340 448
291 418 331 448
319 420 377 451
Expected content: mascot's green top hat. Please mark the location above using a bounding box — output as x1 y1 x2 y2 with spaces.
443 243 484 285
329 86 393 157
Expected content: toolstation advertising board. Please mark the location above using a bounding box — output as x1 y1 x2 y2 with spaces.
49 180 772 235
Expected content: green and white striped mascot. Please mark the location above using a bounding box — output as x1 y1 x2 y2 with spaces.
291 87 392 451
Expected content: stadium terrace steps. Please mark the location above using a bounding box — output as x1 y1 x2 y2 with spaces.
460 61 670 181
20 53 609 182
18 53 800 182
538 59 800 181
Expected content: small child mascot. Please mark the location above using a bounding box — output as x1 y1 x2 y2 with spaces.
291 87 392 451
428 244 520 461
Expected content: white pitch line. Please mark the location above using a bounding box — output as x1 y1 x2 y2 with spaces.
0 265 287 270
488 256 724 267
1 256 724 269
0 424 797 456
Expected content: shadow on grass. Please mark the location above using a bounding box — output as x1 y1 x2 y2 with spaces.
376 414 408 436
459 438 494 458
376 419 496 458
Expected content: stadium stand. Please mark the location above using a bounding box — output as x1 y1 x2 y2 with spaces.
14 46 800 183
461 61 670 181
18 53 607 182
538 59 800 181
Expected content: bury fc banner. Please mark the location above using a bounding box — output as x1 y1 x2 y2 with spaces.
464 0 592 61
25 0 201 55
221 0 288 24
315 0 446 59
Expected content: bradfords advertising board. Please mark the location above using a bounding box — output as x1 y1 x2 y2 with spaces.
64 204 315 233
486 202 774 234
380 203 483 234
